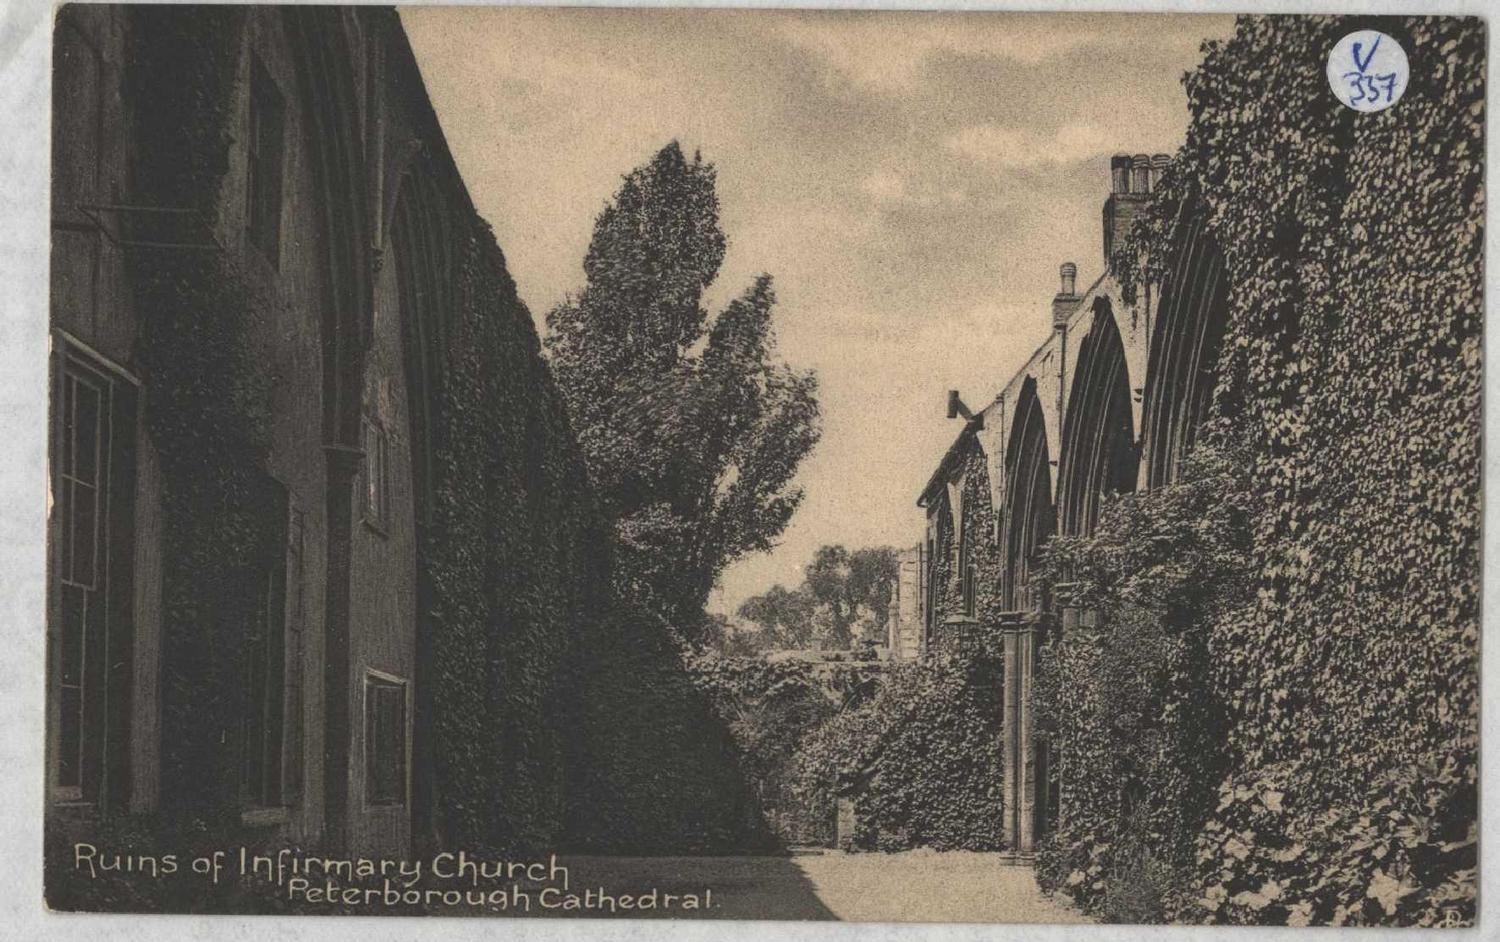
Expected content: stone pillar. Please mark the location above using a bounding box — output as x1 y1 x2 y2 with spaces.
892 545 923 661
1017 625 1037 853
836 796 857 851
1000 614 1038 854
1000 623 1020 851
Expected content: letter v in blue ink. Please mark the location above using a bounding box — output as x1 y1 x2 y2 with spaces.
1327 30 1408 113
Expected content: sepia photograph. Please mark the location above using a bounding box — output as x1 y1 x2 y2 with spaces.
34 1 1483 928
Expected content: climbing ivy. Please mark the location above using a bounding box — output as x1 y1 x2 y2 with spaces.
417 215 779 857
790 642 1006 852
684 652 843 844
49 11 774 904
563 604 781 855
122 4 278 822
1032 436 1255 920
1055 14 1481 926
419 219 601 852
781 444 1008 852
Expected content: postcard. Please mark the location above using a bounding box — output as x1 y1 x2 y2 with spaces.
38 3 1482 927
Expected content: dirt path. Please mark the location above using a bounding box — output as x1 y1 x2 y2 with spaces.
546 850 1091 922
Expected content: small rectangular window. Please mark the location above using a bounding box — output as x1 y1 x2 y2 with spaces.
958 518 977 618
364 673 407 807
245 56 285 263
362 417 390 530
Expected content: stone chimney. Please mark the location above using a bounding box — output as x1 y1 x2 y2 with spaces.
1052 262 1080 329
1151 153 1171 188
1102 153 1171 268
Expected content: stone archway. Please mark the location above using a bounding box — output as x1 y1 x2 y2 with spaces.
1060 300 1138 539
1140 212 1229 489
1002 380 1056 614
389 168 453 855
998 379 1055 855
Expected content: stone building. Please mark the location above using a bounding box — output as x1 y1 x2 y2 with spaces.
46 5 599 866
884 544 926 662
915 153 1229 854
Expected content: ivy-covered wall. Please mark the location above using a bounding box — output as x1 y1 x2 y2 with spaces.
565 609 781 855
425 224 776 857
792 645 1005 852
791 444 1008 852
418 217 599 853
686 650 887 846
49 10 775 906
121 3 278 824
1033 437 1254 920
46 5 307 911
1042 14 1482 926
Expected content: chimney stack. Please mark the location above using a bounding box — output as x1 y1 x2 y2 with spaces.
1131 154 1152 193
1053 261 1080 329
1102 153 1171 269
1151 153 1171 189
1110 154 1131 194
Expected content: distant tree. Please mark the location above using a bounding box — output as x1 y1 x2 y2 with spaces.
736 584 816 650
546 142 820 636
739 544 899 651
804 545 899 649
697 611 766 657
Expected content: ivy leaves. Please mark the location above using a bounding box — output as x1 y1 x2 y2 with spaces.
1049 14 1481 927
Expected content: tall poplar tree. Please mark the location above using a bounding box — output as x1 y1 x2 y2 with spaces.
546 142 820 632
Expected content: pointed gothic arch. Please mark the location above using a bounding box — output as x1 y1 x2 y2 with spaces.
1060 299 1138 538
387 164 455 853
285 6 373 452
1001 379 1056 612
1140 211 1229 489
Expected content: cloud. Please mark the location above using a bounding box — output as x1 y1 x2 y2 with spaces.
944 122 1116 169
858 168 967 209
773 12 1190 92
400 6 1236 615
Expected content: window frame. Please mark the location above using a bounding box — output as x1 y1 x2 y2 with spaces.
959 519 977 618
361 415 391 534
362 670 409 810
47 333 138 808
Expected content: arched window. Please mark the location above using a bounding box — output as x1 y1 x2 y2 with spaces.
958 511 977 617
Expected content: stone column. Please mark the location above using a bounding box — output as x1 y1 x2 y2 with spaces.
1000 620 1020 851
1000 612 1039 854
1016 624 1036 853
836 796 857 851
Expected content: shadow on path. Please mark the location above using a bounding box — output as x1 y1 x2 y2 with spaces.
549 855 837 919
534 851 1091 922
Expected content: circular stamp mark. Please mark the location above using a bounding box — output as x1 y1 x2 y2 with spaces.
1327 30 1408 113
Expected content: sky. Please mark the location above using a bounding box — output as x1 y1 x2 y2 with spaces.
401 7 1236 616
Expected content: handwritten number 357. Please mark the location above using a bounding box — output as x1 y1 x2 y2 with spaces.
1343 71 1398 105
